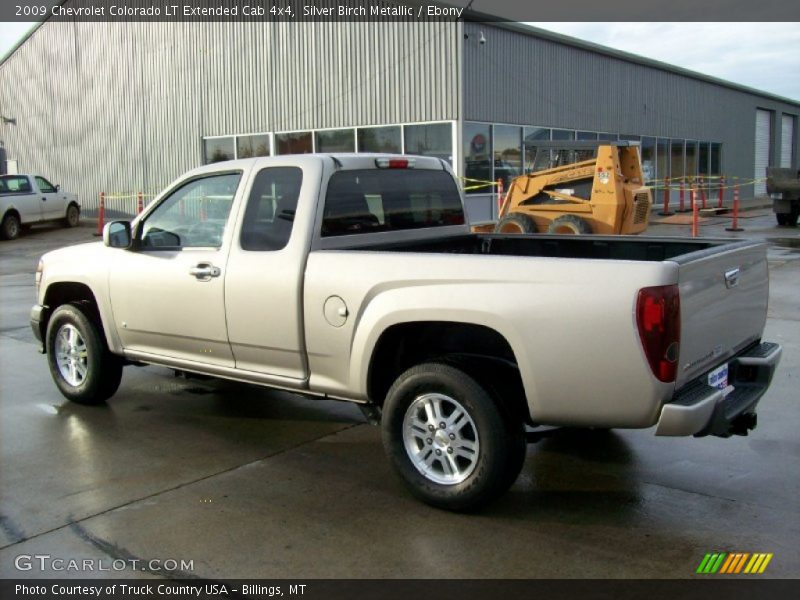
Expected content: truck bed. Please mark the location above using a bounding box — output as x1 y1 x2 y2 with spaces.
310 231 768 414
355 232 748 263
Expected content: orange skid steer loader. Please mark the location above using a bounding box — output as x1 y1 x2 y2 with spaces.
473 141 652 235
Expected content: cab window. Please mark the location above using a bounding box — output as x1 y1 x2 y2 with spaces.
35 177 56 193
240 167 303 251
141 172 241 249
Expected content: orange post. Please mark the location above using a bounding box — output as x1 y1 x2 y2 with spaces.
659 177 673 216
726 187 744 232
717 177 725 209
496 178 504 216
699 176 708 209
94 192 106 236
137 192 144 214
691 188 699 238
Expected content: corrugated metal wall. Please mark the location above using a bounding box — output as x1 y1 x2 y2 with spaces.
0 17 458 215
463 23 800 198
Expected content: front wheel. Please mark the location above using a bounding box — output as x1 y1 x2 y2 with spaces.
495 213 537 234
64 204 80 228
382 362 526 511
46 303 123 404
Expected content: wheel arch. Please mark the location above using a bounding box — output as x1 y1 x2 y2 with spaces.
366 320 530 424
40 282 112 352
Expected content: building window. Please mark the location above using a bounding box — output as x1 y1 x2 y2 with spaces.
698 142 710 177
203 137 235 164
710 143 722 175
576 131 598 141
357 126 401 153
685 141 698 179
276 132 313 154
523 127 550 170
656 138 669 181
463 122 492 194
670 140 684 181
403 123 452 164
641 137 656 182
619 134 641 142
493 125 522 190
315 129 355 153
598 132 618 141
237 134 271 159
552 129 575 141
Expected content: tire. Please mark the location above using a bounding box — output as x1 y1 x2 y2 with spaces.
64 204 80 228
776 213 789 226
46 303 123 404
789 206 800 227
1 213 21 240
494 213 537 234
382 362 526 511
547 214 593 235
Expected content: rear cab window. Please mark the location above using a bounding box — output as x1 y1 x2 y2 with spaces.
0 175 32 194
321 168 464 237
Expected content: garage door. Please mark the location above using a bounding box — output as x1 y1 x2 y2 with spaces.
781 115 795 168
755 109 771 195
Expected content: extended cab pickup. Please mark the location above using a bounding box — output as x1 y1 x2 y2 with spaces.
31 154 782 510
0 174 80 240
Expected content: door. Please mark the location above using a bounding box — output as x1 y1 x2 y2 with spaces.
224 165 309 380
108 171 244 366
755 109 772 195
781 114 795 168
34 176 64 220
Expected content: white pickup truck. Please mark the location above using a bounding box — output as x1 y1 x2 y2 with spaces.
0 174 80 240
30 154 782 510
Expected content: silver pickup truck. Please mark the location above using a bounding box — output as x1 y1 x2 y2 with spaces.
30 154 781 510
1 174 80 240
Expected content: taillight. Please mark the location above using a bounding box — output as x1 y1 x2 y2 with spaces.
375 158 415 169
636 284 680 382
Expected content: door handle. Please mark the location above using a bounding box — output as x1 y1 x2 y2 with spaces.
42 197 47 201
189 263 221 280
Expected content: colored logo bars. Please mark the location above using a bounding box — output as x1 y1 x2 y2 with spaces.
697 552 773 574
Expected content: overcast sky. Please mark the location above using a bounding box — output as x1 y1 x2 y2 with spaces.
2 21 799 101
528 22 800 101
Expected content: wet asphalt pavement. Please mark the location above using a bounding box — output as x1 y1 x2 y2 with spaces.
0 213 798 579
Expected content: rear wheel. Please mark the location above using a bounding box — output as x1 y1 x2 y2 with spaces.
786 206 800 227
46 303 123 404
495 213 536 234
776 213 789 226
1 213 21 240
382 362 526 511
548 214 592 234
64 204 80 228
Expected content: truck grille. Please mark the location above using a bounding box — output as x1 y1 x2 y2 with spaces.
633 192 651 224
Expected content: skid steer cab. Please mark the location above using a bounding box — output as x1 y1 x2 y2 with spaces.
473 141 653 235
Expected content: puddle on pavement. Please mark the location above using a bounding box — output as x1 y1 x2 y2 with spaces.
769 238 800 249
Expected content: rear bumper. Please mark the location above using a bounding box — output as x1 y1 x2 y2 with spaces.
655 342 782 437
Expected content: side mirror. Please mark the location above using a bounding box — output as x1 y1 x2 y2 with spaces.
55 184 60 191
103 220 132 248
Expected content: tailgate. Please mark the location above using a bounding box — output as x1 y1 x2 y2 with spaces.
675 241 769 389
